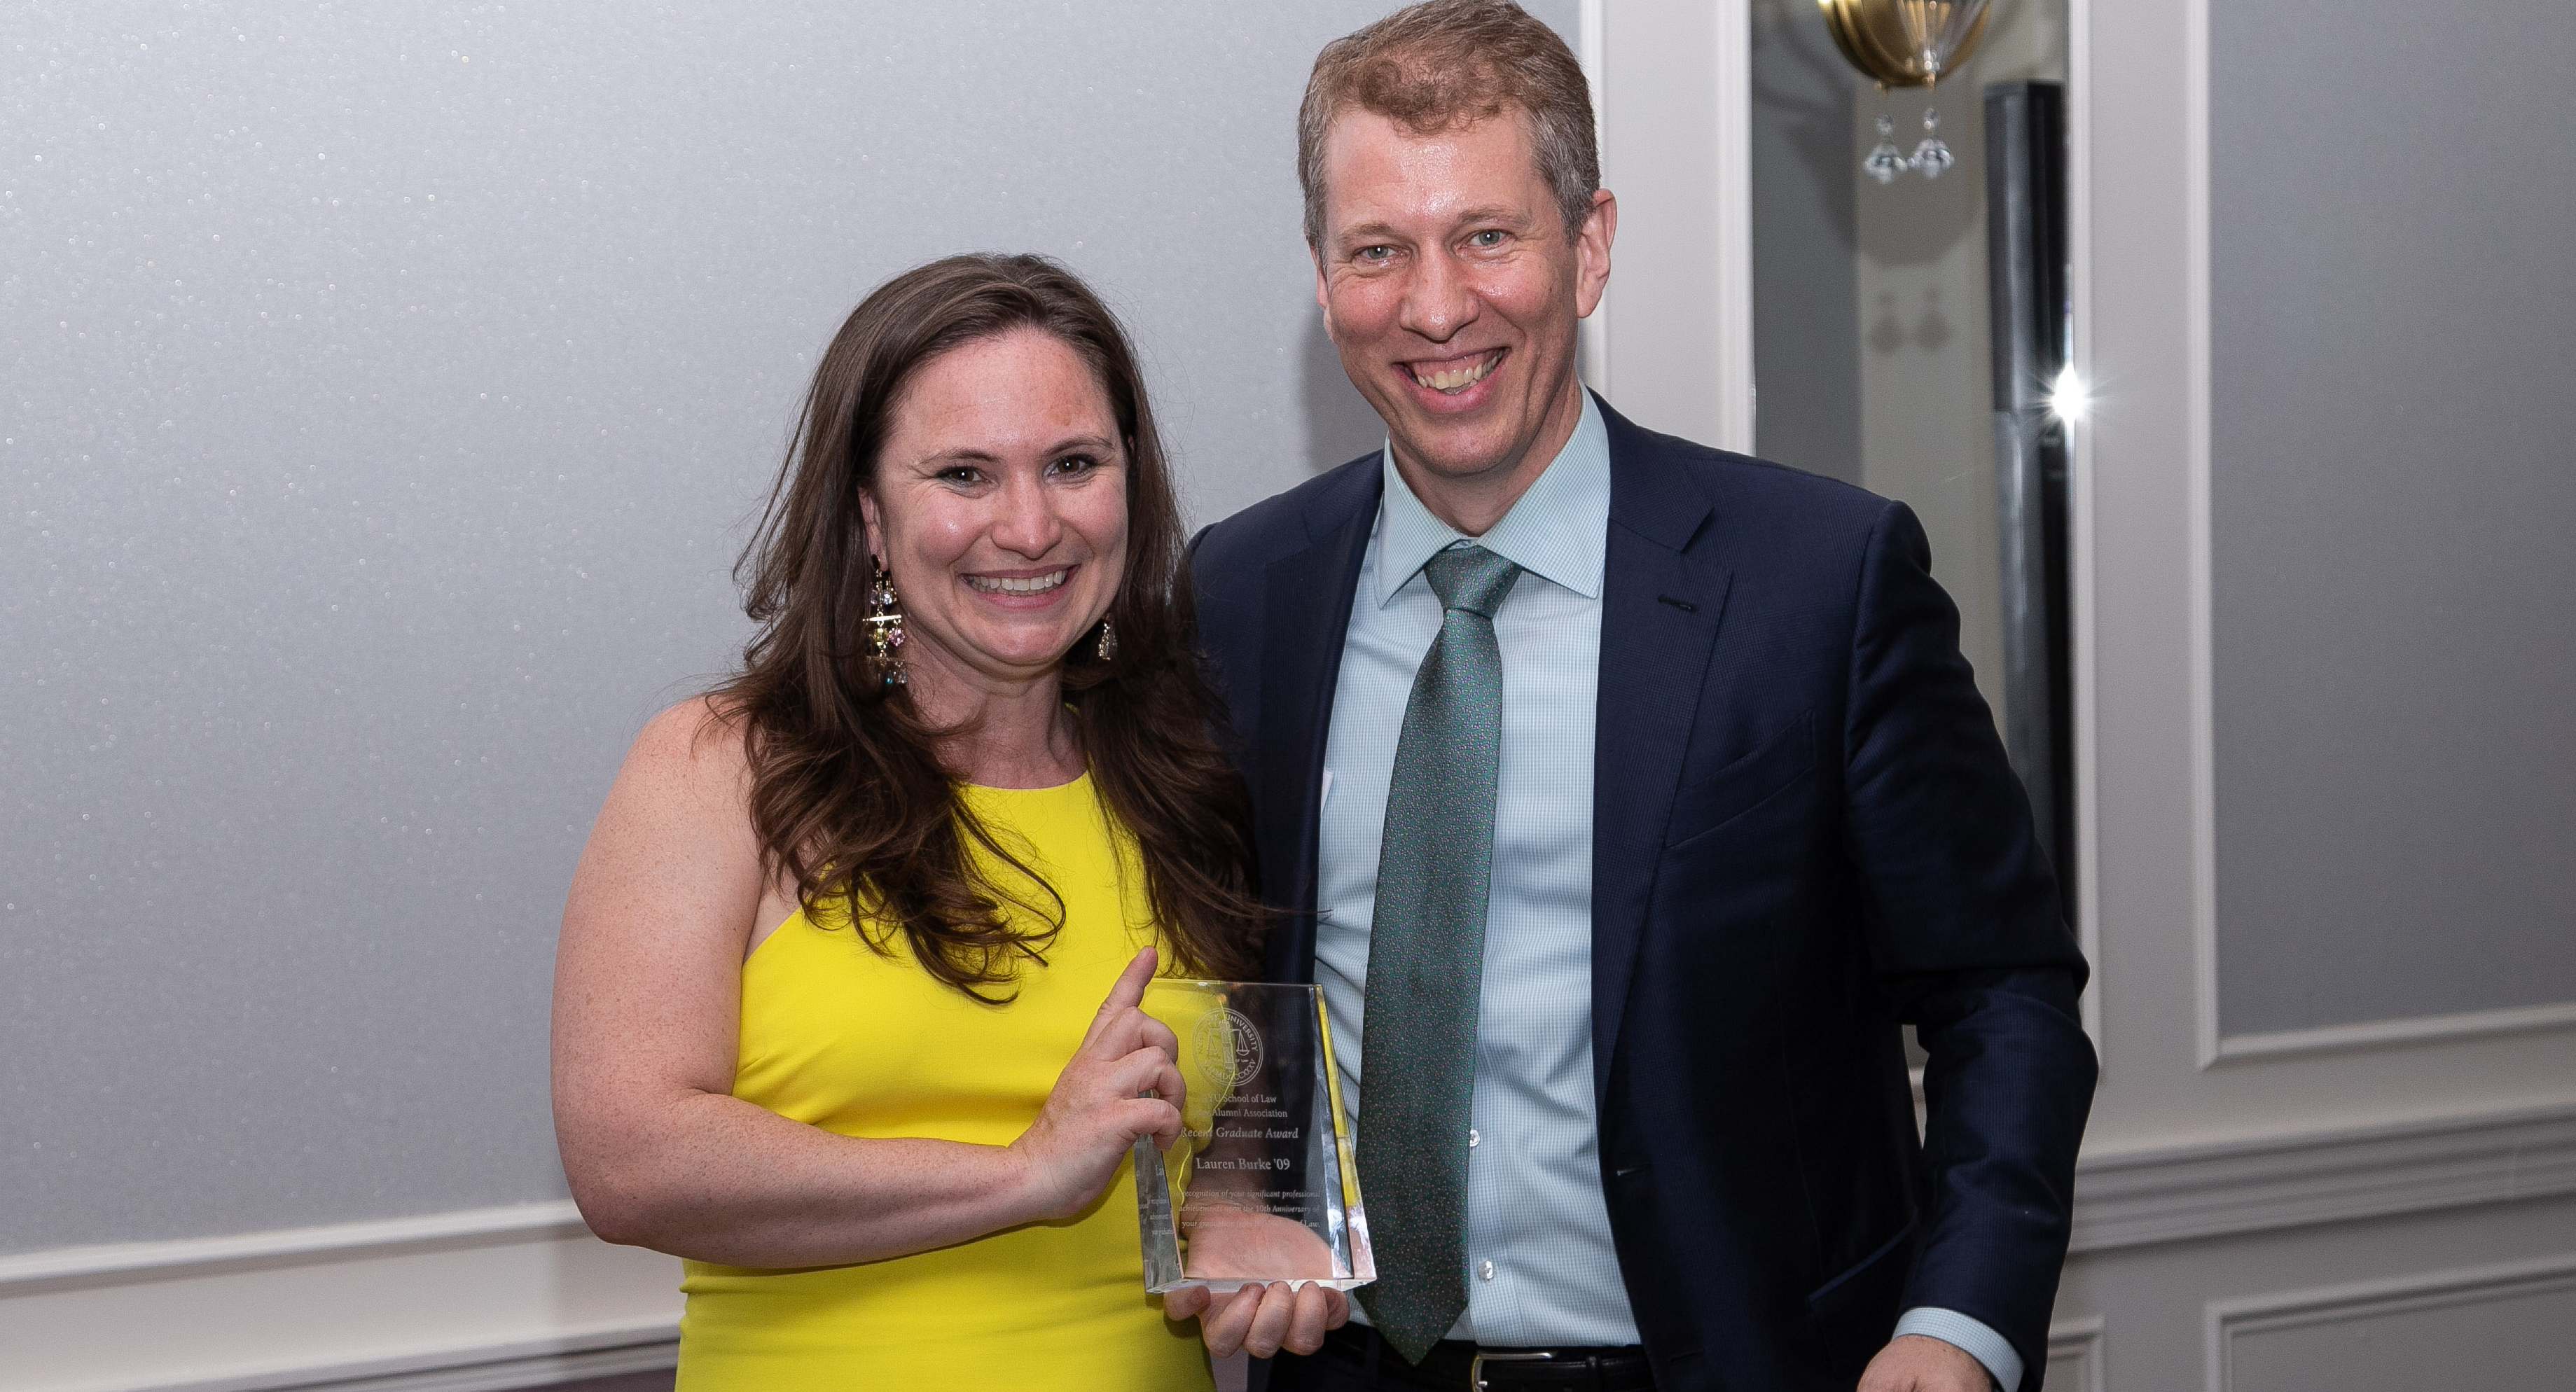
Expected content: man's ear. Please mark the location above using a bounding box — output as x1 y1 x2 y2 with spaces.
1575 187 1617 320
1310 241 1334 332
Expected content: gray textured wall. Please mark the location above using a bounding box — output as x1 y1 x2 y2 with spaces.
2210 0 2576 1034
1 1 1573 1255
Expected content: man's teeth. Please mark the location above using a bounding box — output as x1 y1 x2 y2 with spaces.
1412 355 1497 393
966 569 1069 594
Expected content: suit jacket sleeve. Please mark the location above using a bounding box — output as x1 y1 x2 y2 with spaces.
1841 499 2096 1386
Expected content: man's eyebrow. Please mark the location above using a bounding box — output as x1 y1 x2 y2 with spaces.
1335 207 1537 244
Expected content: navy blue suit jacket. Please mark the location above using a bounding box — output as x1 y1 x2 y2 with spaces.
1186 398 2095 1391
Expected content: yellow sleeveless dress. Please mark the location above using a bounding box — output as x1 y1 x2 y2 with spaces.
676 774 1216 1391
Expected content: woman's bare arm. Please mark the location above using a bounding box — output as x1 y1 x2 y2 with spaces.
550 699 1182 1268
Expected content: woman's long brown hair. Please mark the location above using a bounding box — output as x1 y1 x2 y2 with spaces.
714 253 1263 999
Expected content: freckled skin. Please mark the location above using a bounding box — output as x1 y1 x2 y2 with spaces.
1312 109 1616 536
859 329 1128 770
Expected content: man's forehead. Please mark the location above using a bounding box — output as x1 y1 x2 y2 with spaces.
1320 103 1531 162
1318 107 1549 228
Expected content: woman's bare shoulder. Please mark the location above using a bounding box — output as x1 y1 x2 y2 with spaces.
565 696 767 946
621 695 754 796
569 697 762 886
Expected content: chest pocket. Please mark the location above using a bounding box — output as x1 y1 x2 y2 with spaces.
1663 710 1817 847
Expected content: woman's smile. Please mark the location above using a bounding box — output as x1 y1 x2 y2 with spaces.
964 565 1075 599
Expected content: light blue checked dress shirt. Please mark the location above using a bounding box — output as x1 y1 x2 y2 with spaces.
1313 394 2018 1388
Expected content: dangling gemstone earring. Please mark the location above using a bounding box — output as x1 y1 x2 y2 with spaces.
1095 618 1117 662
864 557 907 688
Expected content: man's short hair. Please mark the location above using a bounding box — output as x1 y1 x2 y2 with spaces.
1298 0 1600 248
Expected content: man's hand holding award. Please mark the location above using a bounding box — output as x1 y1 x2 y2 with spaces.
1138 980 1370 1358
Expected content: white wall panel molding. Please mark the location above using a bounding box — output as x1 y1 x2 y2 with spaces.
1590 0 1754 453
2071 1100 2576 1255
2063 0 2101 1049
2215 1000 2576 1064
2070 0 2576 1374
1577 0 1611 397
25 1098 2568 1390
1708 0 1754 455
2042 1317 2104 1392
0 1203 681 1392
2067 0 2576 1167
0 1202 588 1297
2173 0 2576 1071
2207 1251 2576 1391
2180 0 2224 1076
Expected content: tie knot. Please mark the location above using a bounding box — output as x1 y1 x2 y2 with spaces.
1422 544 1522 618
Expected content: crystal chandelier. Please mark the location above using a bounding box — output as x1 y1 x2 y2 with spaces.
1820 0 1993 183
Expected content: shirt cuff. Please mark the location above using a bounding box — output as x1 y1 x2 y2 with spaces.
1893 1307 2021 1391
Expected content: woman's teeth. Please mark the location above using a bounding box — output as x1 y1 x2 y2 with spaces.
965 569 1069 594
1413 354 1497 393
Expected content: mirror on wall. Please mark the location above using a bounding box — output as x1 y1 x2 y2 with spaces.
1747 0 2073 907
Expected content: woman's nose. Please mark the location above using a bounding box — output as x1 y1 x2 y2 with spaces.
990 474 1065 557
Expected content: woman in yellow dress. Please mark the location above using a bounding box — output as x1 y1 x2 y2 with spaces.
550 254 1345 1388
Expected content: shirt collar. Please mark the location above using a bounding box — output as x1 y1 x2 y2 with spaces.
1373 390 1612 608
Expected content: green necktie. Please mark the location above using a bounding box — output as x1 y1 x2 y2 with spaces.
1354 543 1523 1365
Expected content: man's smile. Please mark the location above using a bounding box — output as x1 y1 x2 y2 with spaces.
1403 347 1506 395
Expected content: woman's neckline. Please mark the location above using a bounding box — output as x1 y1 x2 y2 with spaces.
958 768 1092 795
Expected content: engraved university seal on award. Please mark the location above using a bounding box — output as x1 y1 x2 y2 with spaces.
1193 1003 1263 1092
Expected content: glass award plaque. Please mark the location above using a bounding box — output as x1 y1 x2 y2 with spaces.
1133 980 1374 1294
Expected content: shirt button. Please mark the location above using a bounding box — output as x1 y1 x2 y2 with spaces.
1468 1129 1481 1148
1479 1260 1496 1281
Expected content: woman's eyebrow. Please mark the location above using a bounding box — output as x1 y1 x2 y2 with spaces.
917 433 1120 467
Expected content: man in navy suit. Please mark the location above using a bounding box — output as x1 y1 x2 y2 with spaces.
1165 4 2094 1388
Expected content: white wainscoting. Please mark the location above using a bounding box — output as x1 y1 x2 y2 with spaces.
2207 1251 2576 1391
2070 1099 2576 1255
2043 1317 2105 1392
0 1203 680 1392
12 1099 2574 1391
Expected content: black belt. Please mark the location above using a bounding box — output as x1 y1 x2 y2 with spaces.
1320 1325 1656 1390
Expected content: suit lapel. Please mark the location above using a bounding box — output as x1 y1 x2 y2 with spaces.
1590 403 1731 1101
1256 459 1382 984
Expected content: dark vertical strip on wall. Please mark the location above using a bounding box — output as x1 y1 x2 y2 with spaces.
1981 80 2074 921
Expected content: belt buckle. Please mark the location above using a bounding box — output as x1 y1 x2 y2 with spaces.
1469 1349 1555 1391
